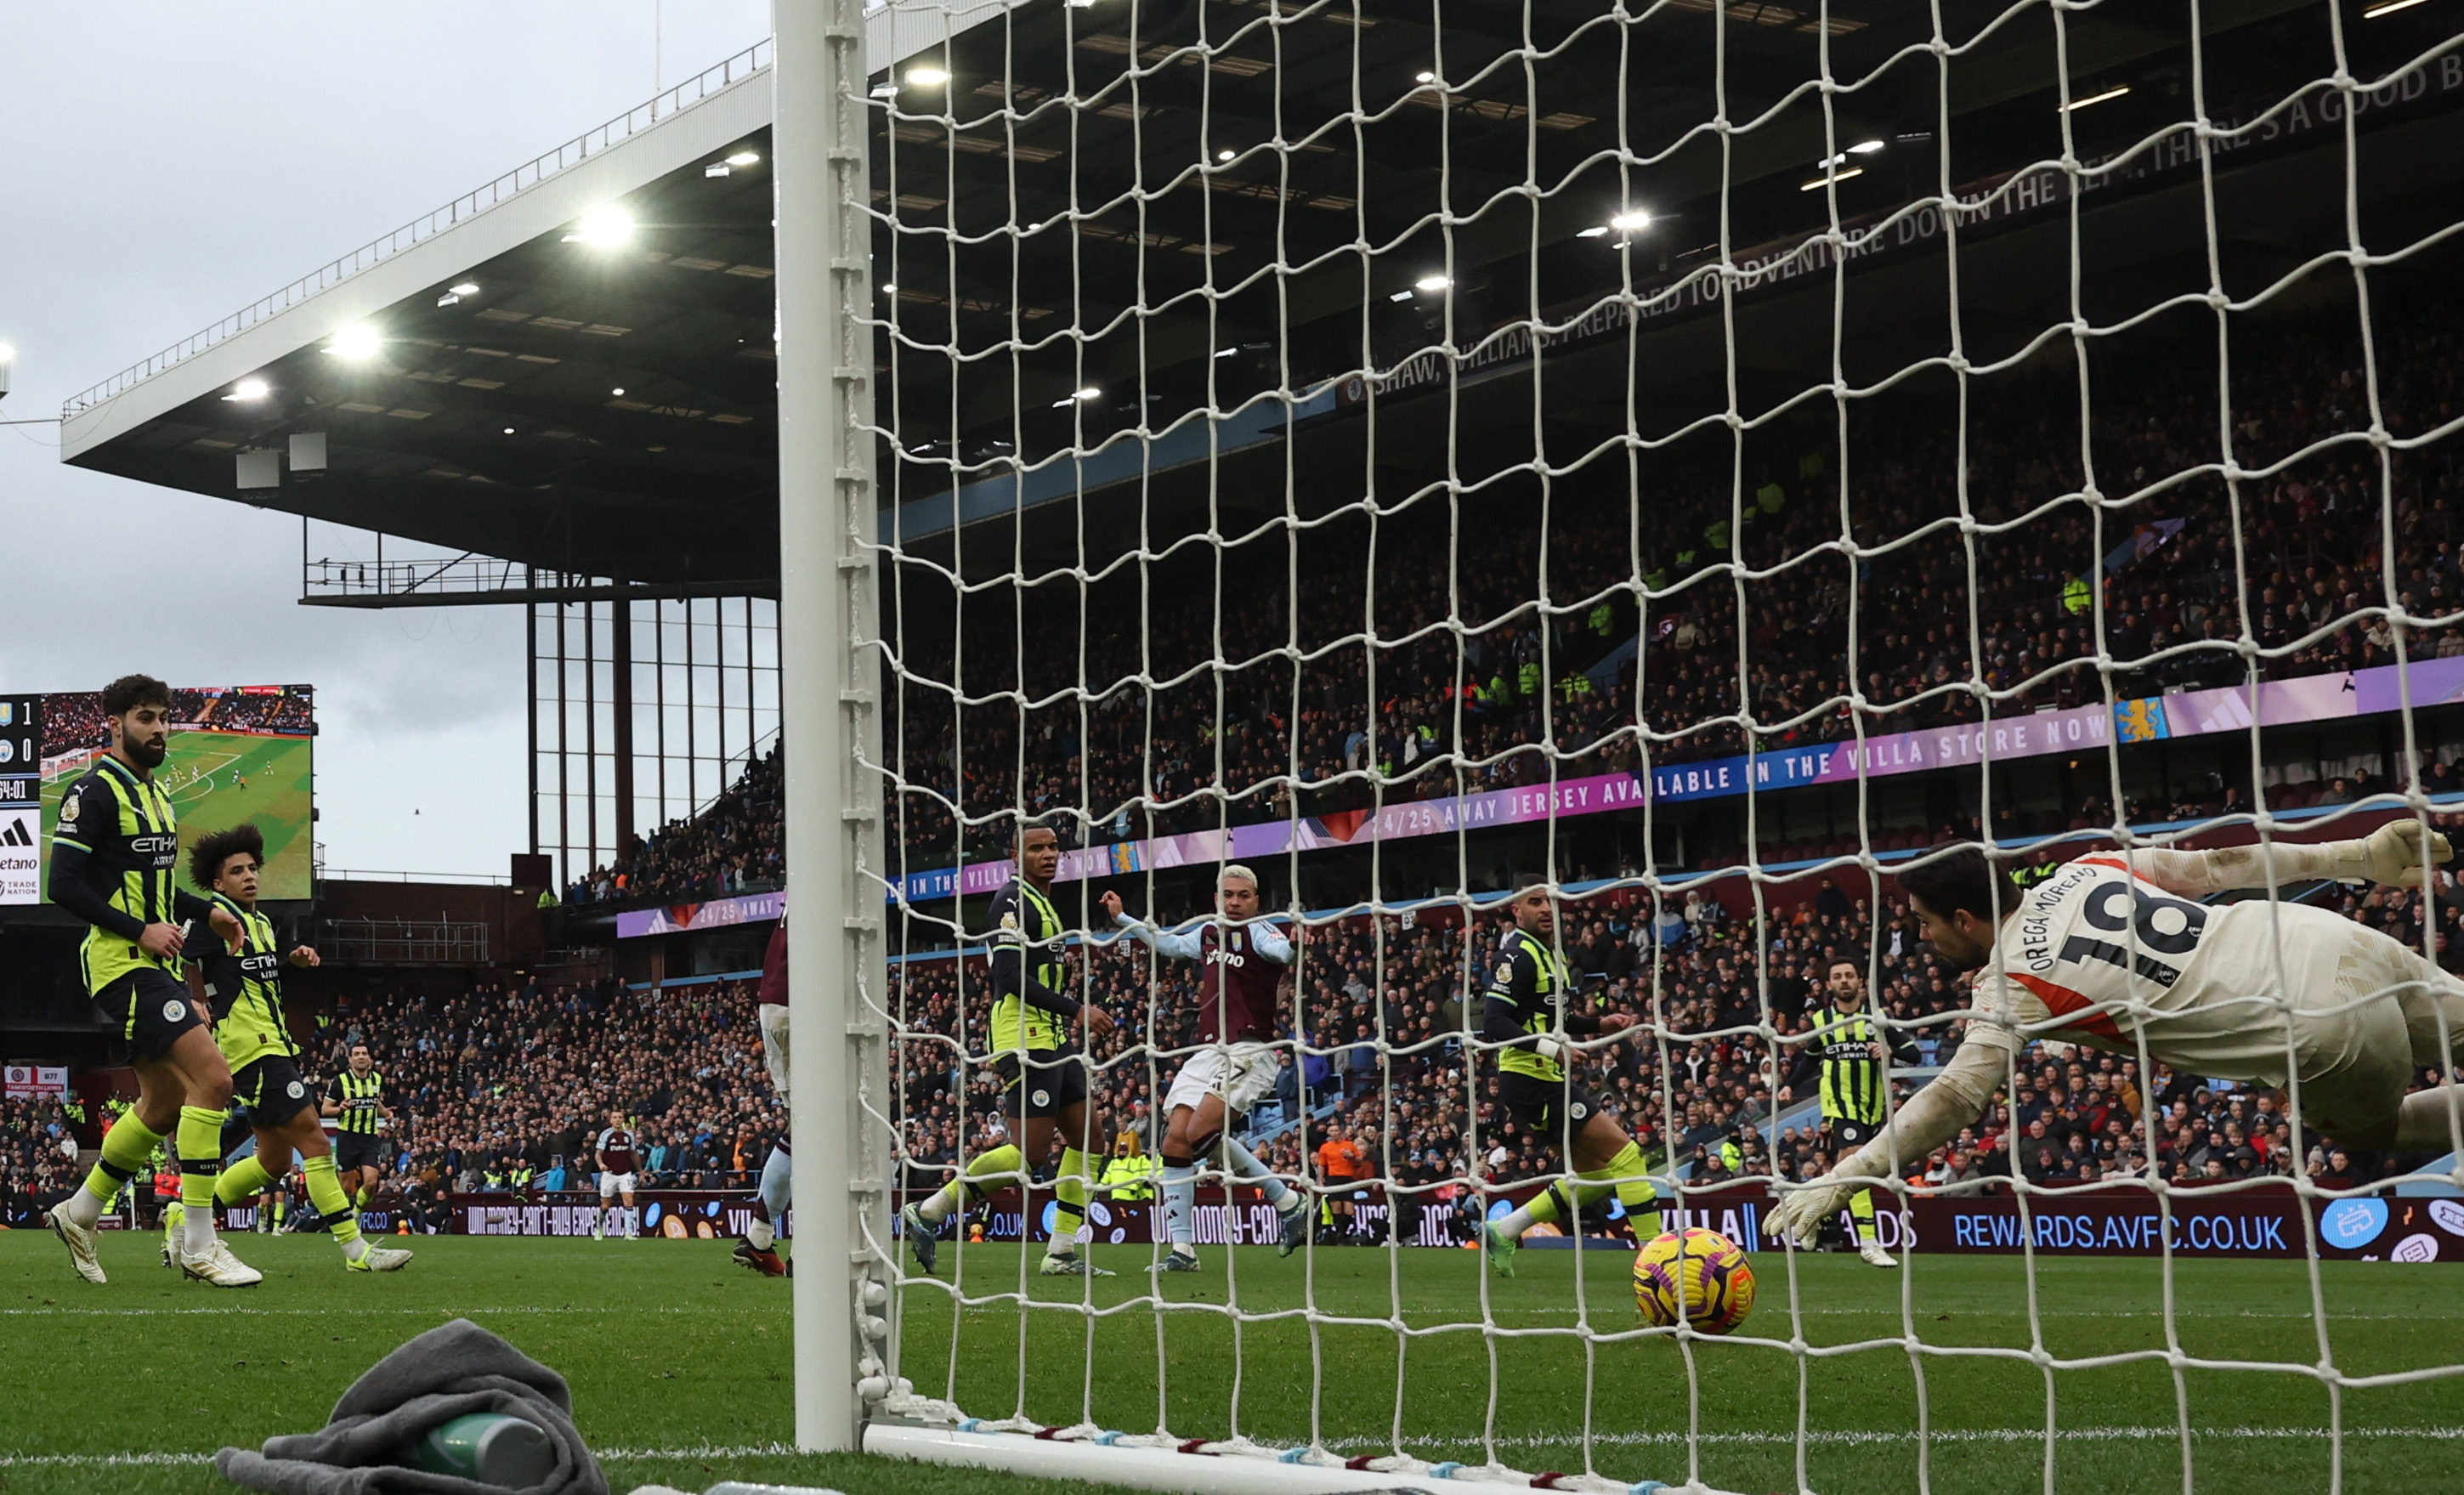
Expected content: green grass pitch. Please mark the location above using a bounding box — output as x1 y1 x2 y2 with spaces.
41 732 314 900
2 1232 2457 1494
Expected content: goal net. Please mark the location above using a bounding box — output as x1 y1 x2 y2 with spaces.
782 1 2464 1491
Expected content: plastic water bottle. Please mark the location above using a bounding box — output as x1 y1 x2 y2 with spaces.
407 1413 554 1488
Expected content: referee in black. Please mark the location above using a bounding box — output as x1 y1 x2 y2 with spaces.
1778 957 1920 1267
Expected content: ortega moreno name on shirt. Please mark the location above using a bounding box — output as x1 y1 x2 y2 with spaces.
2017 858 2099 974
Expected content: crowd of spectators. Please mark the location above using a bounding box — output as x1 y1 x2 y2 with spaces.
197 687 314 734
888 848 2464 1232
36 684 312 757
566 745 785 906
552 276 2464 909
305 977 785 1201
6 858 2458 1232
0 1096 82 1228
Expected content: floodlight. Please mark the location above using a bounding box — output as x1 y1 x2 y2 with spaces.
325 324 382 360
906 65 950 88
1414 71 1436 84
725 150 761 166
450 282 479 296
1849 139 1886 155
566 206 636 246
1413 274 1452 292
1610 210 1651 232
224 378 270 402
1217 148 1235 162
1577 226 1608 238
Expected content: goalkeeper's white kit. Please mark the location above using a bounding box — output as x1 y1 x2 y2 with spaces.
1778 829 2464 1241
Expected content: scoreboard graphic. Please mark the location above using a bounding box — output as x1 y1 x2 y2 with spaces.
0 695 38 904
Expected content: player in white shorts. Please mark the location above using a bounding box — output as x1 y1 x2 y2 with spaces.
734 917 793 1277
1102 864 1311 1271
594 1109 640 1241
1770 822 2464 1244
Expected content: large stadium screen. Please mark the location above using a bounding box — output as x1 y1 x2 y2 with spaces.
1 684 316 906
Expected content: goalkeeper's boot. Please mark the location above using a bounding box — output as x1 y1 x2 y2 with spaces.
347 1244 415 1273
1149 1248 1202 1273
900 1203 939 1276
1277 1201 1311 1258
1858 1241 1900 1269
1481 1220 1518 1279
180 1242 263 1288
734 1239 787 1277
1039 1251 1114 1277
44 1207 107 1285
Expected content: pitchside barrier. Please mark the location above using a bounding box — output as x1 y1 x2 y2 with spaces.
898 1181 2464 1264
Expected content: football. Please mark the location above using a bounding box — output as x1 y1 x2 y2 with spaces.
1633 1227 1756 1334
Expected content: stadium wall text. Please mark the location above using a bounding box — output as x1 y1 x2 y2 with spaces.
728 654 2454 918
449 1190 785 1240
909 1186 2464 1264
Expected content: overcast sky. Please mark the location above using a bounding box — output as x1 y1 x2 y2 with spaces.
0 2 772 878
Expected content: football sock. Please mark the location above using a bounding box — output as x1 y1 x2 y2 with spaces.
1051 1147 1091 1254
354 1183 373 1209
1498 1181 1576 1240
177 1105 225 1258
918 1144 1022 1224
1159 1156 1198 1249
1582 1141 1663 1237
759 1143 793 1219
303 1154 365 1259
748 1208 776 1252
162 1198 185 1249
216 1154 275 1207
67 1113 163 1228
1215 1135 1296 1211
2393 1084 2464 1149
1849 1186 1878 1244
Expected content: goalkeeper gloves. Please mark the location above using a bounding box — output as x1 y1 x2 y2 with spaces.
2331 819 2452 888
1764 1175 1855 1249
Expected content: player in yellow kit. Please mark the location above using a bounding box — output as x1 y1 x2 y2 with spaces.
184 824 411 1272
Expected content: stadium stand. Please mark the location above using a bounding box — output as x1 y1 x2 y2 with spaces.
14 283 2459 1234
562 274 2464 904
0 1097 83 1229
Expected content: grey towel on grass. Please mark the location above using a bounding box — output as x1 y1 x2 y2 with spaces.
215 1317 608 1495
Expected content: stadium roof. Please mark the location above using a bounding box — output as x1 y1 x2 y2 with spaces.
58 0 2464 604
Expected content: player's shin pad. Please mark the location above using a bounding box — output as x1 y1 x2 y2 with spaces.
1051 1148 1091 1249
920 1144 1022 1224
1159 1162 1197 1246
217 1155 275 1207
1215 1134 1294 1209
83 1113 164 1210
177 1106 225 1254
758 1144 792 1217
303 1154 361 1247
1581 1140 1660 1236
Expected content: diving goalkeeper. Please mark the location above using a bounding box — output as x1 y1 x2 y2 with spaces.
1769 823 2464 1245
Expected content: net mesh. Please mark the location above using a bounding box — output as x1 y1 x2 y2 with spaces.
839 3 2464 1490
